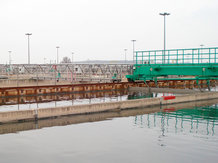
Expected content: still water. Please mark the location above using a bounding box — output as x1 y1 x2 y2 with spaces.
0 103 218 163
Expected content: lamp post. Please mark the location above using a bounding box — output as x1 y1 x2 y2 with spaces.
200 44 204 63
71 52 75 82
56 46 60 64
25 33 32 64
124 49 127 63
131 40 136 64
159 12 170 63
8 51 12 65
44 58 46 64
72 52 74 64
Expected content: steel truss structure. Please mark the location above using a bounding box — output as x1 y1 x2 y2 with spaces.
0 64 133 85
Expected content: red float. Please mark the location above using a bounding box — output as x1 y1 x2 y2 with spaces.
162 95 176 100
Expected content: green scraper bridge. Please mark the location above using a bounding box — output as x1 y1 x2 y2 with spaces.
126 47 218 88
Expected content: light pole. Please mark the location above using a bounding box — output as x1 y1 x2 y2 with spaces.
124 49 127 63
200 44 204 63
8 51 12 65
159 12 170 63
131 40 136 64
71 52 75 82
72 52 74 64
25 33 32 64
44 58 46 64
56 46 60 64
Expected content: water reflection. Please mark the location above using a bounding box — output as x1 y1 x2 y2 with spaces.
0 90 168 112
128 91 154 100
134 104 218 147
0 90 128 106
0 90 129 111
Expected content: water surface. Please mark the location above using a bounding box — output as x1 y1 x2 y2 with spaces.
0 103 217 163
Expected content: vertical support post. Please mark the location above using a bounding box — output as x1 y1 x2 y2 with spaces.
36 65 39 86
74 66 76 83
154 77 158 88
25 33 32 64
71 64 74 83
104 68 106 83
8 51 12 65
162 50 164 64
176 49 178 64
200 44 204 63
196 79 201 91
192 49 194 64
207 80 211 91
149 51 150 64
54 65 57 86
159 12 170 64
124 49 127 63
67 66 69 82
17 65 19 87
28 35 30 64
164 15 166 63
120 65 123 82
56 46 60 64
89 65 91 82
131 40 136 64
142 52 144 64
183 49 184 64
136 52 138 65
72 52 74 65
155 51 157 64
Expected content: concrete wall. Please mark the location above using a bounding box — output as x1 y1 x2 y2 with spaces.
0 92 218 123
161 92 218 105
0 110 34 123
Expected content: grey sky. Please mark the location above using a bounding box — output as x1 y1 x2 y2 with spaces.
0 0 218 64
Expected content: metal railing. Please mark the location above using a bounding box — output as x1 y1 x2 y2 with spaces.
135 47 218 65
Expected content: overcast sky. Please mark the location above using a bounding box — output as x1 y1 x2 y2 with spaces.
0 0 218 64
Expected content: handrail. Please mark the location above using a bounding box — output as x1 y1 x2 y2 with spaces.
135 47 218 65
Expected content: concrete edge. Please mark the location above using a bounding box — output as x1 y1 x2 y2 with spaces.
0 92 218 123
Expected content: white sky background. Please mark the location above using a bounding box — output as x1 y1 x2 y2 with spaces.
0 0 218 64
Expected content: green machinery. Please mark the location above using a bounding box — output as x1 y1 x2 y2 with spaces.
126 47 218 86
